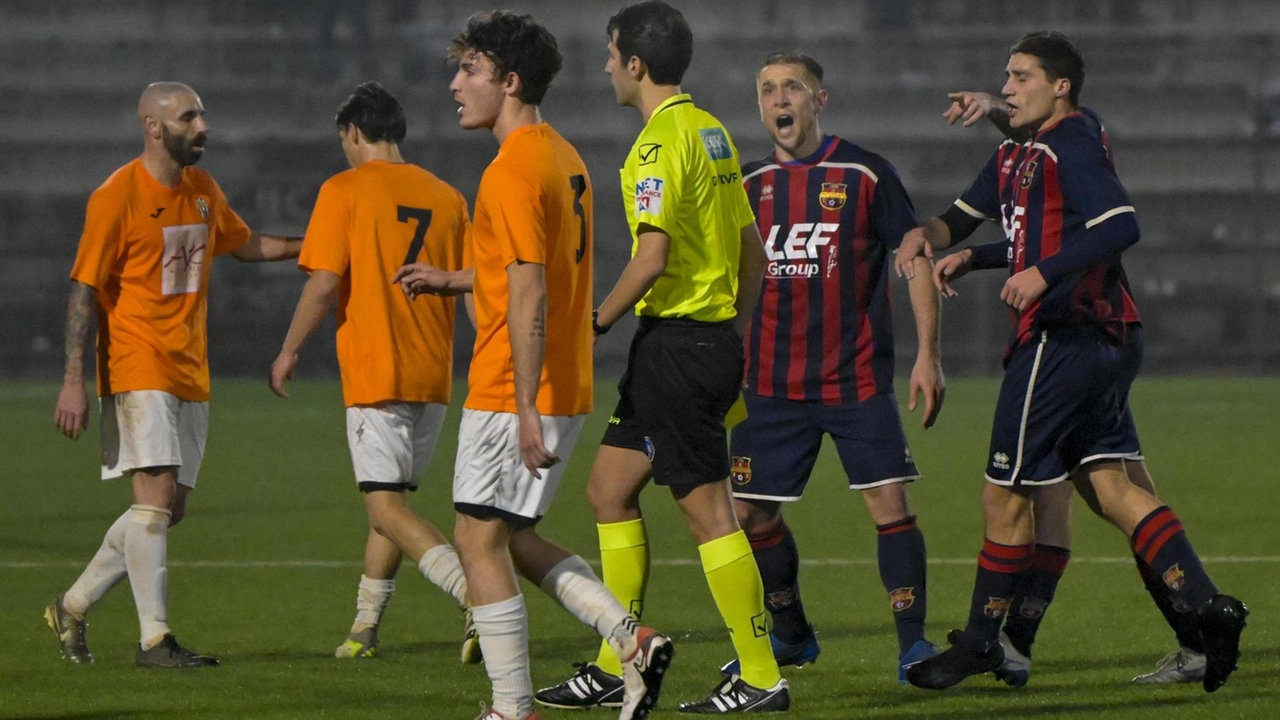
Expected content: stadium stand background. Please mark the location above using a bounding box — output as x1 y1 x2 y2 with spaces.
2 0 1278 379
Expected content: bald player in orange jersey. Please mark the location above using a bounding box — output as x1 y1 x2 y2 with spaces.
394 11 672 720
47 82 302 668
268 81 477 663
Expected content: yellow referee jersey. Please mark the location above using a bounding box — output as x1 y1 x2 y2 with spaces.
620 93 756 322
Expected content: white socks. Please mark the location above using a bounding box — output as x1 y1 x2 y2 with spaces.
353 575 396 630
63 510 131 618
125 504 172 649
472 594 533 718
539 555 637 661
417 544 469 608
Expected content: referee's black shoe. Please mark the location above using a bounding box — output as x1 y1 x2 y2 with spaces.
1199 593 1248 693
905 630 1002 690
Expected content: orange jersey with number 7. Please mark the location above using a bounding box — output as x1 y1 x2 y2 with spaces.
465 123 593 416
299 160 469 407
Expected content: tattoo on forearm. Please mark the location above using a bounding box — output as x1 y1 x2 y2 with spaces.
531 314 546 339
64 282 95 373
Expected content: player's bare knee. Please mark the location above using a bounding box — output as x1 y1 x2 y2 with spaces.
861 483 911 526
735 498 780 535
981 482 1033 542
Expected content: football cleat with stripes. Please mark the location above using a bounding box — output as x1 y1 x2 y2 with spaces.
678 675 790 714
534 662 624 709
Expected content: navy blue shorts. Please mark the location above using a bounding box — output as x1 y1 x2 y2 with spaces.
1078 324 1144 465
986 327 1125 487
728 392 919 501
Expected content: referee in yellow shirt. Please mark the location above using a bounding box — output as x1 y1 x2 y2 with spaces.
534 2 785 715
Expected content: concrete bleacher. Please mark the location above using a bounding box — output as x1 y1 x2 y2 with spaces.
2 0 1277 374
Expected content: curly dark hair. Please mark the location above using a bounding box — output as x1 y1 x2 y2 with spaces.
448 11 562 105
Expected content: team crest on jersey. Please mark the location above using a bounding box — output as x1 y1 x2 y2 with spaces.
819 182 847 210
1020 160 1039 189
889 587 916 612
1163 564 1185 592
196 197 209 220
731 456 752 485
983 596 1012 619
1018 596 1048 619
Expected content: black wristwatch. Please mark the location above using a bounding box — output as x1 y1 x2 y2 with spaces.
592 309 611 335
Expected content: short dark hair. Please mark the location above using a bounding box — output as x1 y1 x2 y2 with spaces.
448 10 562 105
334 81 406 143
1010 31 1084 106
760 52 824 88
606 1 693 86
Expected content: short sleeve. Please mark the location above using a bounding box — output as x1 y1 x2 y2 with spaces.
870 160 920 250
299 178 352 275
70 187 125 290
208 179 252 257
630 135 684 234
955 145 1003 222
1055 134 1134 228
481 164 546 266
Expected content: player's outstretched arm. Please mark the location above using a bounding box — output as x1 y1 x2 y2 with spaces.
904 256 945 428
592 226 670 332
944 91 1030 143
54 281 97 440
392 264 473 298
507 260 557 478
269 269 341 399
232 232 303 262
895 218 952 279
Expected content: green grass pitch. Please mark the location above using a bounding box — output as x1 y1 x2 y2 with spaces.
1 377 1277 718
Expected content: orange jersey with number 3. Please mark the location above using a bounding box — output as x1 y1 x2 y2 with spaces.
70 158 252 401
465 123 593 415
300 161 469 407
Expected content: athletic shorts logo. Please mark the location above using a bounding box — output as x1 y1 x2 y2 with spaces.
635 177 664 216
992 452 1011 470
699 127 733 161
1018 596 1048 619
983 596 1012 619
1163 564 1185 592
608 415 621 425
642 436 656 462
819 182 847 210
730 456 752 485
889 587 916 612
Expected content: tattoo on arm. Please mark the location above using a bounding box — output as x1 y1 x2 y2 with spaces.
64 282 96 376
531 315 546 339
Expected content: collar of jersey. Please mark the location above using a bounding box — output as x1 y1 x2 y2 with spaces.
1031 110 1083 140
776 135 837 168
650 93 694 120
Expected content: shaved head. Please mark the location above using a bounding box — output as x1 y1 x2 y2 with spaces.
138 82 199 121
137 82 208 167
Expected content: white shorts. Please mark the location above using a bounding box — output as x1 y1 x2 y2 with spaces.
101 390 208 489
453 409 586 525
347 403 448 491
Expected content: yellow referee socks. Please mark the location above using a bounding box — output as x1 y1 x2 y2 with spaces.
700 530 781 690
593 518 650 675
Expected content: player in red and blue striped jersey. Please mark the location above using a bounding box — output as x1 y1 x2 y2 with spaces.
936 93 1214 688
896 31 1247 693
722 52 945 685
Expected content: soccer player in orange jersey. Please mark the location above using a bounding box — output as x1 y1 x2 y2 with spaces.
268 81 476 663
394 12 672 720
48 82 302 668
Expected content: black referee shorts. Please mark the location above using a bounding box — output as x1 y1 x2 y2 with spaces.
601 316 743 487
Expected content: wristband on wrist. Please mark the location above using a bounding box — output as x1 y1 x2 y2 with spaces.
592 309 611 335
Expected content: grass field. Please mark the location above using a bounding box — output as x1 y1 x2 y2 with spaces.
2 377 1278 719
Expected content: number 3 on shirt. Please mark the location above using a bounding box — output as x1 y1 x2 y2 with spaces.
397 205 433 265
570 175 587 264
